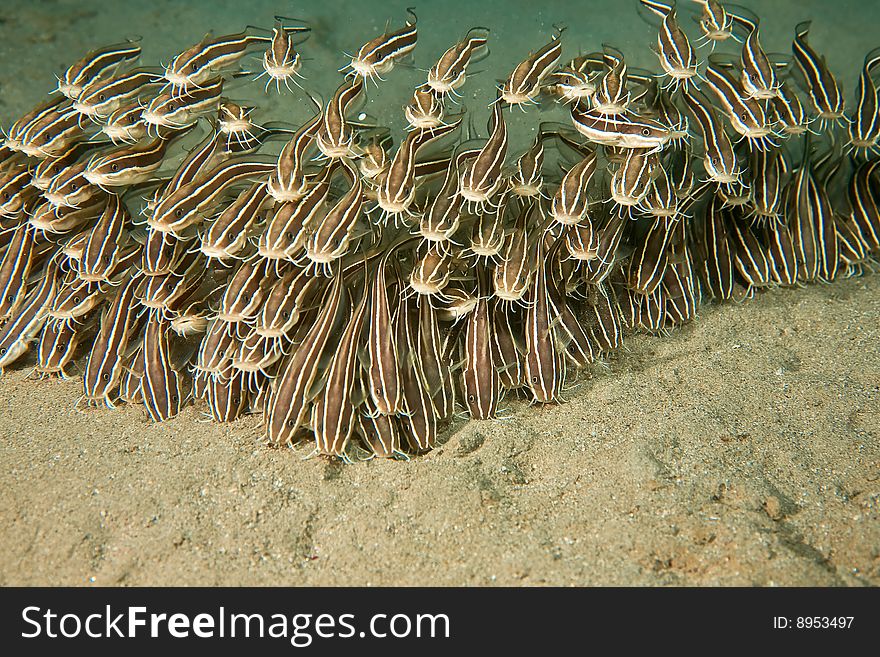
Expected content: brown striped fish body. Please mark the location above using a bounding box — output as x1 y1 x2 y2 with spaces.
195 319 238 376
459 101 507 209
461 291 500 419
693 193 733 300
358 401 402 458
58 39 141 100
571 105 672 151
102 102 148 144
378 119 461 220
73 69 163 122
500 29 564 106
414 298 456 418
0 257 60 374
255 267 318 340
45 160 105 209
582 211 626 283
260 22 307 93
428 28 488 96
138 253 205 314
410 244 455 298
792 21 846 125
268 113 320 203
509 132 545 198
490 302 525 389
217 258 271 323
848 159 880 251
35 316 93 378
202 181 269 260
30 141 96 192
140 313 189 421
733 17 781 100
438 285 478 323
703 63 774 149
641 1 698 90
493 205 536 302
4 96 69 153
748 148 785 225
165 31 271 91
728 214 771 288
149 158 274 234
77 194 128 282
84 135 175 188
585 283 622 351
82 274 144 406
142 78 224 132
610 148 656 210
316 77 364 159
564 219 599 261
265 271 345 446
693 0 736 45
304 160 364 269
18 105 85 159
681 89 741 185
628 219 672 294
771 81 811 137
348 9 418 82
848 48 880 155
205 369 251 422
366 249 403 416
0 164 35 217
0 224 36 322
49 276 107 321
397 296 437 452
469 198 507 259
593 48 631 116
762 221 799 286
524 236 564 403
312 277 370 457
143 230 186 276
405 85 445 131
550 55 601 104
551 149 597 224
231 328 283 375
421 162 462 243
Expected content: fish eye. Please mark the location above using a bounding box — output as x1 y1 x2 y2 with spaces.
103 255 112 264
741 112 748 121
2 192 8 201
531 376 539 383
110 163 119 172
468 394 476 403
56 344 64 352
285 232 293 240
172 394 179 404
72 296 81 303
5 295 12 303
233 396 241 405
44 133 53 142
281 310 290 319
711 157 719 165
287 419 295 428
175 209 184 218
0 348 5 355
641 128 651 136
70 183 78 191
167 103 176 111
102 373 110 381
98 94 105 102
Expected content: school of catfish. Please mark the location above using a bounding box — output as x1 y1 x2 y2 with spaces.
0 0 877 461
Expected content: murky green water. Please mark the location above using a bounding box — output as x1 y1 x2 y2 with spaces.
1 0 878 144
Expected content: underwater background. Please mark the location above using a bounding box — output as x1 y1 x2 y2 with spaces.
0 0 877 586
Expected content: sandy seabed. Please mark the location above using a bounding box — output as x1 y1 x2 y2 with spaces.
0 0 878 587
1 275 877 586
